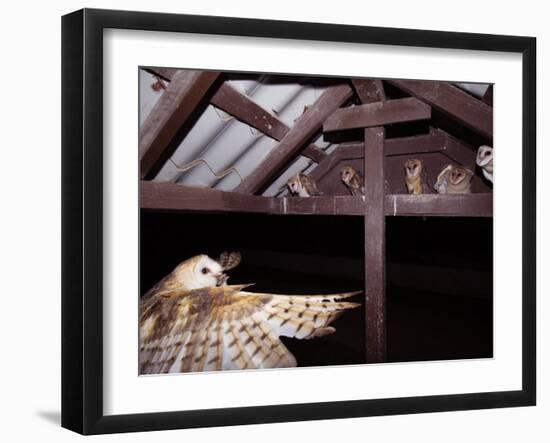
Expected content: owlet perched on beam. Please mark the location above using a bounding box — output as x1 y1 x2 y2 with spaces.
434 164 474 194
139 252 360 374
476 145 493 184
286 173 322 197
340 166 365 196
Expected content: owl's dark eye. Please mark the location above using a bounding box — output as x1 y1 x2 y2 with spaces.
201 267 210 274
484 151 490 157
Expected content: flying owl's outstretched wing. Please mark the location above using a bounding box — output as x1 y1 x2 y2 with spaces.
139 285 360 374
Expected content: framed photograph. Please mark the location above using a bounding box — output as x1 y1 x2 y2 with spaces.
61 8 536 435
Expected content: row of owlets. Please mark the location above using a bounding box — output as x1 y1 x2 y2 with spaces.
287 145 493 197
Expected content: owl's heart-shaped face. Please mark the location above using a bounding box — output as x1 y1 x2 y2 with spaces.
340 166 355 184
287 176 302 194
476 145 493 167
172 255 226 290
404 159 422 177
193 255 226 288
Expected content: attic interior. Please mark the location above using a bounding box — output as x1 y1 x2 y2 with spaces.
139 67 494 366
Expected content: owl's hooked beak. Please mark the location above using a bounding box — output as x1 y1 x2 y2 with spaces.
215 272 229 286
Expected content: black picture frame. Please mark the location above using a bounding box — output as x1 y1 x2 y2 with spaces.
61 8 536 435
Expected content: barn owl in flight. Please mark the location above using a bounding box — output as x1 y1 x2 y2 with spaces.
476 145 493 183
139 252 360 374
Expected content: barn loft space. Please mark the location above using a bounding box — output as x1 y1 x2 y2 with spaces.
139 68 493 364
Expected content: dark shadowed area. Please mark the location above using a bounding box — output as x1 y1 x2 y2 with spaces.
140 211 492 368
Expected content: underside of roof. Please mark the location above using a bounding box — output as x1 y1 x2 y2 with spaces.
139 68 493 201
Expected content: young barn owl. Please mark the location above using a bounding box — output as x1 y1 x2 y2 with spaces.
341 166 365 196
476 145 493 183
139 253 360 374
286 173 322 197
404 159 426 194
434 164 474 194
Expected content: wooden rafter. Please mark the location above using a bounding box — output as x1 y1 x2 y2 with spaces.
388 80 493 140
363 127 387 363
141 182 493 217
324 97 431 132
146 67 326 164
434 128 477 170
351 79 386 103
139 70 221 179
310 132 448 182
234 83 354 194
209 82 327 163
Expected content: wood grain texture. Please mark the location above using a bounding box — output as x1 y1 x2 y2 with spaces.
388 80 493 140
351 79 386 103
139 70 221 179
146 67 326 163
210 82 327 163
235 83 354 194
363 127 387 363
324 97 431 132
140 181 492 217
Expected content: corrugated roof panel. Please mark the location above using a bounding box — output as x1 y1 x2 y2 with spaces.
140 68 491 196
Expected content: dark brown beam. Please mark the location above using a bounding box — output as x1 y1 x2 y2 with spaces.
324 98 431 132
386 194 492 217
351 79 386 103
310 133 447 182
482 85 493 107
139 70 221 179
211 82 289 139
141 181 492 217
364 126 387 363
140 181 274 214
146 68 327 164
209 82 327 163
438 130 477 170
282 196 365 215
388 80 493 140
235 83 354 194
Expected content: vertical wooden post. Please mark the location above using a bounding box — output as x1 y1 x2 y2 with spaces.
364 126 387 363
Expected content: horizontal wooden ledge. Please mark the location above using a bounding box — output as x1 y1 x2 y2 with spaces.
324 97 431 132
141 182 492 217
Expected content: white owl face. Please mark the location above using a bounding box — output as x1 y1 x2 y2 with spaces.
286 176 302 195
341 166 354 184
404 159 422 177
193 255 226 288
476 145 493 167
174 255 227 290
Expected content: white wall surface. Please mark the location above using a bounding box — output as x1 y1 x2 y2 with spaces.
0 1 546 441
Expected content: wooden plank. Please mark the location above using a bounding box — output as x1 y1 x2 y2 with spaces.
324 97 431 132
364 126 387 363
146 68 327 164
140 181 274 214
282 196 365 216
438 130 477 170
210 82 327 163
310 133 446 182
385 194 492 217
139 70 221 179
482 84 493 107
235 83 354 194
211 82 289 140
351 79 386 103
388 80 493 140
141 182 492 217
